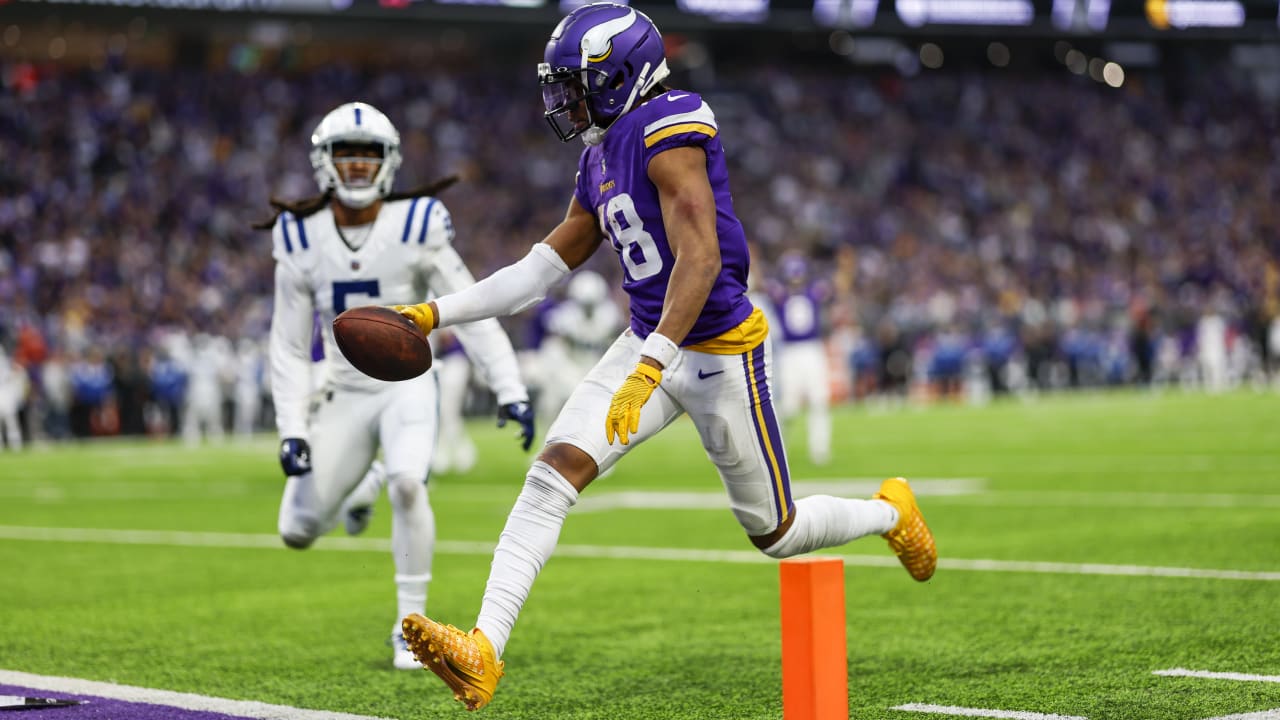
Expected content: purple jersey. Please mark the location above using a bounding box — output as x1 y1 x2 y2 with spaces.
574 90 753 345
773 286 825 343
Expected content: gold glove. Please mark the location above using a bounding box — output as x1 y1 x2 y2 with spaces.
605 363 662 446
393 303 437 336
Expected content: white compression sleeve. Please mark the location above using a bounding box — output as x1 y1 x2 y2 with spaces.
434 244 571 328
475 461 578 658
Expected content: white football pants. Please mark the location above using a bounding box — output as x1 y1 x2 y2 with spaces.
546 330 793 536
278 369 438 545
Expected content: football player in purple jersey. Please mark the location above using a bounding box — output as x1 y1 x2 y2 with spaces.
388 3 936 709
768 252 835 466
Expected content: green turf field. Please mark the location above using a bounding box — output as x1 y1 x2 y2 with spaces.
2 390 1278 720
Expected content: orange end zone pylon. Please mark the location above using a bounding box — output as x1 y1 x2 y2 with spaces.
780 557 848 720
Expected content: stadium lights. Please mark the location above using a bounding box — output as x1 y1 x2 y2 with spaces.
896 0 1035 27
435 0 545 6
1064 47 1087 74
987 41 1010 67
1051 0 1111 31
1146 0 1245 29
676 0 769 23
812 0 878 28
918 42 942 68
559 0 625 9
1102 61 1124 87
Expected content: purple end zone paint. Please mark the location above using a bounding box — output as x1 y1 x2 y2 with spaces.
0 685 256 720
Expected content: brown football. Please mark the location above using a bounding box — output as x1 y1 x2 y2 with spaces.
333 305 432 381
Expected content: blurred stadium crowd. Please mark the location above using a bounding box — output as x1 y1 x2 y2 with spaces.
1 32 1278 447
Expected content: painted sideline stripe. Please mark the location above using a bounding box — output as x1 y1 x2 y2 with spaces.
891 703 1087 719
0 670 389 720
1154 669 1280 683
2 525 1278 582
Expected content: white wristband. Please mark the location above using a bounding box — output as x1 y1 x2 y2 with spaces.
640 332 679 369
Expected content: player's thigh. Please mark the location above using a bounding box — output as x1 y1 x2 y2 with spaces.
545 331 683 475
678 342 793 536
309 387 384 511
378 370 438 483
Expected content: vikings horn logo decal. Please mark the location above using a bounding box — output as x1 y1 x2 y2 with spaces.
580 9 637 65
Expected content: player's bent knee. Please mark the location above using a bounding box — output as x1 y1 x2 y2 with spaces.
537 442 598 492
750 511 799 557
280 532 315 550
278 512 323 549
386 473 425 508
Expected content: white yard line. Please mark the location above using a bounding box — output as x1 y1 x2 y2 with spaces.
9 476 1278 511
2 525 1278 581
891 703 1087 719
0 670 390 720
932 492 1280 509
575 478 987 513
1154 669 1280 683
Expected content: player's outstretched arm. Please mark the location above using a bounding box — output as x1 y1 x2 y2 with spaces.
268 259 318 458
394 197 601 335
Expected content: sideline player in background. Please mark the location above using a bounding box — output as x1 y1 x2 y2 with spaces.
0 345 28 450
262 102 535 670
768 252 833 466
533 270 623 420
389 4 936 709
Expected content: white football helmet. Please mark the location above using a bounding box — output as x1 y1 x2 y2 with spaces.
567 270 608 305
309 102 402 209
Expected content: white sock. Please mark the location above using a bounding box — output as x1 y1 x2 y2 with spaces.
762 495 898 559
388 473 434 624
396 576 429 630
475 461 578 659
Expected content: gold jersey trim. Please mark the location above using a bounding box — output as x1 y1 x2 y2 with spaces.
643 122 718 148
686 307 768 354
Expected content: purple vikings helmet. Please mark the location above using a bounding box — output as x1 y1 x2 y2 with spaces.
539 3 670 145
780 252 810 287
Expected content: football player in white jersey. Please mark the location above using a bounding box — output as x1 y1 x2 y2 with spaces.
535 270 623 420
0 345 27 450
264 102 535 671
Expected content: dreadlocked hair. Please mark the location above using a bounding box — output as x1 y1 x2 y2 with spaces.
251 175 461 231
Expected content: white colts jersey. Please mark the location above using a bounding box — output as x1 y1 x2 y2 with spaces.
268 197 527 440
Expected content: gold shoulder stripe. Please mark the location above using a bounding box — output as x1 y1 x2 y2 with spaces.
644 122 718 148
687 308 768 354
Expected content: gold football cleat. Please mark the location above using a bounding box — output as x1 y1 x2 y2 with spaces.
402 614 504 711
873 477 938 581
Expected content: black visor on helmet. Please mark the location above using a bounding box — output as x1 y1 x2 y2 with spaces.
540 65 607 142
